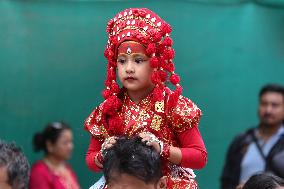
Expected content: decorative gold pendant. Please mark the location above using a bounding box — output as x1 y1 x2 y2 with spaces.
155 101 164 113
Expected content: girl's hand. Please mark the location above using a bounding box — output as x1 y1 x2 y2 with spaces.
101 136 118 152
139 132 161 154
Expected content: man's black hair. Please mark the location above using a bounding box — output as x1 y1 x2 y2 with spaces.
103 136 162 184
259 84 284 99
243 173 284 189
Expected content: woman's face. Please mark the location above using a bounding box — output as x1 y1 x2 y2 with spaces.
48 129 74 160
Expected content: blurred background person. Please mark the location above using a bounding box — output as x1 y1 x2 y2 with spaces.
0 140 30 189
242 173 284 189
221 84 284 189
29 122 80 189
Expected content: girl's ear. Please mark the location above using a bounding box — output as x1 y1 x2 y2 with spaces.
157 176 167 189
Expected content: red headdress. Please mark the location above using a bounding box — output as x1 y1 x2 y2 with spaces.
102 8 182 133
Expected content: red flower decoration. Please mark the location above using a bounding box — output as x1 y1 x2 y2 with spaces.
170 74 180 85
164 48 175 60
161 23 172 35
159 57 166 68
106 19 114 34
104 79 111 87
152 86 163 101
151 71 161 84
163 36 173 46
157 44 165 54
165 62 175 72
107 114 124 136
132 30 139 37
136 34 144 42
133 9 139 17
159 70 167 82
168 85 182 108
146 43 156 55
138 9 146 17
150 57 159 68
102 89 111 99
102 95 122 116
153 32 162 43
143 35 151 44
148 29 156 37
110 82 120 94
107 69 116 81
104 49 109 58
110 36 118 45
138 20 146 28
109 60 116 67
119 21 126 29
104 49 114 59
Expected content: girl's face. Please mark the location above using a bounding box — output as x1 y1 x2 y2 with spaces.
117 41 154 95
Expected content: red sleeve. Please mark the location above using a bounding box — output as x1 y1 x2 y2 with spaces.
86 136 103 172
29 162 52 189
177 126 207 169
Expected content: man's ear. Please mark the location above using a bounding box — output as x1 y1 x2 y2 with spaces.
157 176 167 189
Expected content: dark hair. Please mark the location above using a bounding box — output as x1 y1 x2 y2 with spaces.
0 140 30 189
259 84 284 99
33 122 71 153
243 173 284 189
103 136 162 184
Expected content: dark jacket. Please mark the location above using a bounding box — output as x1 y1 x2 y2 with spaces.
220 126 284 189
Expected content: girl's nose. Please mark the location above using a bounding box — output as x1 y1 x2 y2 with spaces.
125 61 134 73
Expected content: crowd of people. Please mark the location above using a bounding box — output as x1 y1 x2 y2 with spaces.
1 7 284 189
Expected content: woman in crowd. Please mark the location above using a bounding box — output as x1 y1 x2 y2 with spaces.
29 122 80 189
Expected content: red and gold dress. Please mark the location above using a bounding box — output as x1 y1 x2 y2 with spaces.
85 87 207 189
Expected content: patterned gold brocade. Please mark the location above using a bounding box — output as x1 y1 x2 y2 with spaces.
84 87 202 188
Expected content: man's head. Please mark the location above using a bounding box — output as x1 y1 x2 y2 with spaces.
258 84 284 127
0 140 30 189
243 173 284 189
103 136 167 189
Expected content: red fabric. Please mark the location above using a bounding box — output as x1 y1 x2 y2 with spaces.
178 127 207 169
85 87 207 188
85 137 103 172
117 41 147 55
29 161 80 189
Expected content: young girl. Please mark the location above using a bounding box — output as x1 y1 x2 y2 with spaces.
85 8 207 189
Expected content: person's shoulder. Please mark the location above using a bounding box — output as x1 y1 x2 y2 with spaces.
164 87 199 105
30 160 49 175
231 127 255 144
84 100 110 137
31 160 45 168
164 87 201 115
164 87 202 132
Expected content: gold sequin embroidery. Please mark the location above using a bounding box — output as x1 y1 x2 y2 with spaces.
151 114 162 131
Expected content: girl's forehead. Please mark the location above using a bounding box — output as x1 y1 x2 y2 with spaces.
117 41 147 56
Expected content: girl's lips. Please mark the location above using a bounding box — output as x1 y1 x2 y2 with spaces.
125 76 136 80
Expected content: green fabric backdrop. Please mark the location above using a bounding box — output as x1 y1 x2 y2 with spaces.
1 0 284 188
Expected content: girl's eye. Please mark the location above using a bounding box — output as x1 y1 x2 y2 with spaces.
135 58 144 64
117 58 126 64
